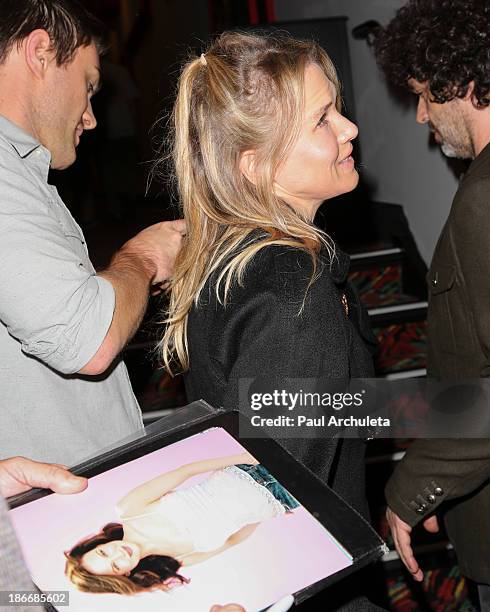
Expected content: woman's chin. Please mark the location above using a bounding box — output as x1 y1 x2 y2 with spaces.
343 170 360 194
327 172 360 200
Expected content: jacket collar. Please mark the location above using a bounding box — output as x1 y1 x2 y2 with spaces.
245 228 350 284
327 246 350 285
465 140 490 180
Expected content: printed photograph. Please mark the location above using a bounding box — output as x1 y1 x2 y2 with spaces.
10 428 352 611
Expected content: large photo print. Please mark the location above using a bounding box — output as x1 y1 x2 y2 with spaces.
10 428 352 611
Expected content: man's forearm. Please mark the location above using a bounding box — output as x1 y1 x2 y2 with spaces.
77 219 185 376
100 252 153 343
78 252 153 375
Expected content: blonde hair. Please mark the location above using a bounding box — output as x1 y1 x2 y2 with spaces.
160 31 342 372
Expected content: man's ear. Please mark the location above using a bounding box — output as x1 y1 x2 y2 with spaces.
24 29 54 79
239 149 257 185
464 80 475 102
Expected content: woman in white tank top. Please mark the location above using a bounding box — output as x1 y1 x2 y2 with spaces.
65 452 298 594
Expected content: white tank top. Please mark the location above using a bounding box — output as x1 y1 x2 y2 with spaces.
121 466 285 553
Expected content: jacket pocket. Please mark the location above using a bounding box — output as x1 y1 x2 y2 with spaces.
427 265 455 295
427 264 457 354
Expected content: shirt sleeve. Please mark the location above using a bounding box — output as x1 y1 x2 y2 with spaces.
0 160 115 374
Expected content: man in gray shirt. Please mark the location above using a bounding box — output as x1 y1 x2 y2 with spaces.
0 0 184 465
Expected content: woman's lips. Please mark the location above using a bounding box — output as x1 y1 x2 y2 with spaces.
74 128 83 146
338 146 353 165
339 155 354 167
122 545 132 558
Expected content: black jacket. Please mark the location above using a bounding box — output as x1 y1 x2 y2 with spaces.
386 143 490 583
184 243 377 516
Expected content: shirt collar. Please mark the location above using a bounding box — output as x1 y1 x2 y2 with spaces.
0 114 51 181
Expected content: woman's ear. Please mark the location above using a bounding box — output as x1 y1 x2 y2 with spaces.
239 150 257 185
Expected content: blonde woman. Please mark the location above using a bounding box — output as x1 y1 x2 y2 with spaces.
162 32 381 610
65 452 299 594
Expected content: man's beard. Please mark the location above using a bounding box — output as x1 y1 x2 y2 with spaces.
430 120 474 160
440 141 460 158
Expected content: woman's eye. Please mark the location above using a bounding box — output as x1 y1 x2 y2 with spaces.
112 563 120 572
317 112 328 128
98 549 107 557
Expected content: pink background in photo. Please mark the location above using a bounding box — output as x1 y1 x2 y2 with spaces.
10 428 352 611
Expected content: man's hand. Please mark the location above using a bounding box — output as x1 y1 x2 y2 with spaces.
79 219 186 375
116 219 186 285
0 456 87 498
423 515 439 533
386 507 423 581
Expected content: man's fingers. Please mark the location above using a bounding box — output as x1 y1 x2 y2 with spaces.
38 464 88 494
395 528 423 581
396 527 419 574
18 459 87 494
386 507 424 582
423 515 439 533
169 219 186 235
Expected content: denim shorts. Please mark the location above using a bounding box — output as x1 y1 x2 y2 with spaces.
235 463 300 512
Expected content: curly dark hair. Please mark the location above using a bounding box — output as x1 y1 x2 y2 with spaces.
65 523 189 594
374 0 490 107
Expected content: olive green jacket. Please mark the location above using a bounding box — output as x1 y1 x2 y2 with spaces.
386 143 490 584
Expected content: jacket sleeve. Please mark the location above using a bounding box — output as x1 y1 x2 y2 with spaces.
385 438 490 526
453 175 490 375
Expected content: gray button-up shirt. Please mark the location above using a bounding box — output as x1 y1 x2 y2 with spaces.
0 115 143 465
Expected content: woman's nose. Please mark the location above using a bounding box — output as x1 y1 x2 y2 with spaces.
338 117 358 143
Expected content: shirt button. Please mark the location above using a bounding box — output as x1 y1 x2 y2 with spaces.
434 487 443 496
